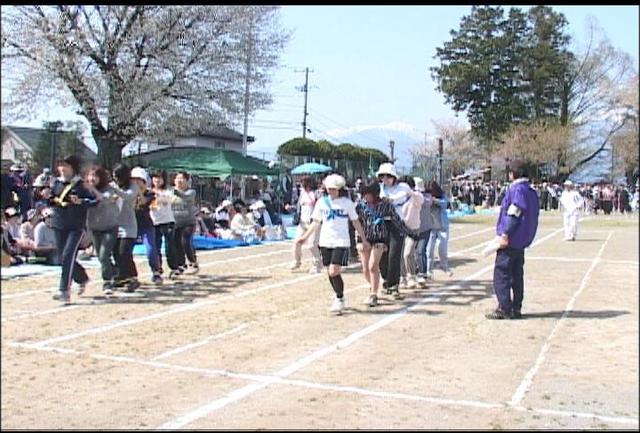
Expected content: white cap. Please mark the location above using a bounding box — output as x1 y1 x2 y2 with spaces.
131 167 149 184
4 207 18 217
250 200 266 210
563 180 573 186
413 177 425 192
376 162 398 179
323 174 346 190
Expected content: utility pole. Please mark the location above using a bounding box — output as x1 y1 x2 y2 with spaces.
438 137 444 186
389 140 395 163
47 121 63 170
295 67 313 138
241 10 254 200
611 142 615 183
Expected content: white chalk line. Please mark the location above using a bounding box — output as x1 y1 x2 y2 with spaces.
509 232 614 407
526 256 639 266
1 257 313 322
9 340 637 427
23 262 361 349
1 245 293 300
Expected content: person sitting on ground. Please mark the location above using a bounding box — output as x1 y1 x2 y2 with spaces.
214 199 233 229
19 208 40 255
1 214 24 266
230 199 260 242
195 207 216 236
33 207 59 265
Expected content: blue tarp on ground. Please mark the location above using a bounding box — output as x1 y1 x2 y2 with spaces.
132 235 263 255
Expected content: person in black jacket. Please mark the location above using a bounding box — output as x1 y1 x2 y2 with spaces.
49 155 96 304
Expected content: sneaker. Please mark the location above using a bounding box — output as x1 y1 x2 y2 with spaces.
399 277 408 289
76 280 89 296
102 282 114 296
511 309 522 320
308 266 323 274
125 279 141 293
52 290 63 301
187 262 199 274
485 309 509 320
407 275 418 288
362 294 378 307
425 272 433 279
329 297 345 315
152 274 163 285
392 288 402 300
62 290 71 305
289 261 301 270
169 269 181 280
416 275 427 285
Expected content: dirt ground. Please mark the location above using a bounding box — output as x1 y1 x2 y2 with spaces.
1 211 638 429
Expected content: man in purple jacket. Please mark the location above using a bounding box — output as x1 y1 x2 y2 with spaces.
487 159 539 320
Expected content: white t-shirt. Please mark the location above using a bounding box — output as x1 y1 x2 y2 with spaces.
311 196 358 248
298 189 317 223
560 190 583 214
150 189 176 225
380 182 413 215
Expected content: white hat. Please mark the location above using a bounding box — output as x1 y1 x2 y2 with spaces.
250 200 266 210
221 199 232 208
4 207 18 217
323 174 346 190
33 176 47 188
413 177 425 192
376 162 398 179
131 167 149 184
563 180 573 186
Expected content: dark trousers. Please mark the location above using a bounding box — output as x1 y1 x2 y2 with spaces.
91 228 117 283
174 224 196 268
114 237 137 282
54 228 89 292
139 226 161 274
155 223 178 272
493 247 525 314
380 225 404 288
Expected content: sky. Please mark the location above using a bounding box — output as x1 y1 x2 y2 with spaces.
4 5 639 164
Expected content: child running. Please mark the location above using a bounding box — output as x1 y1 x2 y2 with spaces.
355 181 416 307
296 174 369 315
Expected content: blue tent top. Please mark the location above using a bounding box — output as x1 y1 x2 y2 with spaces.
291 162 332 175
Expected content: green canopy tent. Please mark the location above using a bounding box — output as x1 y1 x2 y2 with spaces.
149 148 278 179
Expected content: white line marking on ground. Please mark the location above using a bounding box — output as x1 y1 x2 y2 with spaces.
1 245 292 300
10 339 637 427
1 258 312 322
151 324 250 361
508 231 614 407
527 256 639 266
24 265 355 349
449 227 494 241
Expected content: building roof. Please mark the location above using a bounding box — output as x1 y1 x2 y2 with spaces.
3 126 97 156
190 125 254 142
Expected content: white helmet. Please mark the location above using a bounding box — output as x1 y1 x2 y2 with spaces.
131 167 150 184
376 162 398 179
323 174 346 190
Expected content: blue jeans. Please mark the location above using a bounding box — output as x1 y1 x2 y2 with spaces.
415 230 431 275
91 228 117 283
139 226 161 274
492 247 525 314
155 223 178 272
426 229 450 274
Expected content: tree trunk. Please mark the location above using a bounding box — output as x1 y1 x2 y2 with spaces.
95 135 123 170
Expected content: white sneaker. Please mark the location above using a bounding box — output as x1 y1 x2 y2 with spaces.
329 297 345 314
416 275 427 285
308 266 323 274
407 275 418 287
289 262 301 270
425 272 433 279
399 277 408 289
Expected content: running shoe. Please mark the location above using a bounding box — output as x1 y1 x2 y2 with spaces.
362 294 378 307
329 297 345 315
125 279 141 293
76 280 89 296
152 274 163 285
289 261 301 270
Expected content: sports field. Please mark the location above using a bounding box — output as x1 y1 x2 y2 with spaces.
1 211 638 429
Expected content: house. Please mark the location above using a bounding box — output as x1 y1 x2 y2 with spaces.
122 125 255 165
1 125 97 169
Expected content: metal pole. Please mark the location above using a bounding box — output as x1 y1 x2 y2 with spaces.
438 137 444 186
389 140 395 162
302 67 309 139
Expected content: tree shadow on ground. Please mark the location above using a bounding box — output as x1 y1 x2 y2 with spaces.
520 310 630 320
82 274 269 306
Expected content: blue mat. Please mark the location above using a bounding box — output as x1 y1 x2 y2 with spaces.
133 235 262 255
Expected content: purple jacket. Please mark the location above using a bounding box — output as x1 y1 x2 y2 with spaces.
496 178 539 249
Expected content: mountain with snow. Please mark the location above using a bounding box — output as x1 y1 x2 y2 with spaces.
323 121 423 170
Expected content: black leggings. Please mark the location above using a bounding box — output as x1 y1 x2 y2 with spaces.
155 223 178 271
114 238 137 282
379 225 404 288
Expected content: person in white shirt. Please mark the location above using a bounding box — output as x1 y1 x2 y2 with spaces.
296 174 369 315
377 162 412 297
286 176 322 273
560 180 584 241
397 176 424 289
150 170 180 279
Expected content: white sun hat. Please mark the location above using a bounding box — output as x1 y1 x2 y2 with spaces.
131 167 150 184
323 174 346 190
376 162 398 179
563 180 573 186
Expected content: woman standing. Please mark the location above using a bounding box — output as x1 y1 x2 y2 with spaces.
85 165 120 295
296 174 369 315
413 177 433 284
397 176 424 289
355 181 414 307
376 163 412 297
49 155 95 304
288 176 322 273
111 163 140 292
426 180 453 278
150 170 179 279
172 171 198 275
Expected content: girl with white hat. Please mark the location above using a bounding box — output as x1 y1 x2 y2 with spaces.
296 173 369 315
376 162 412 296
